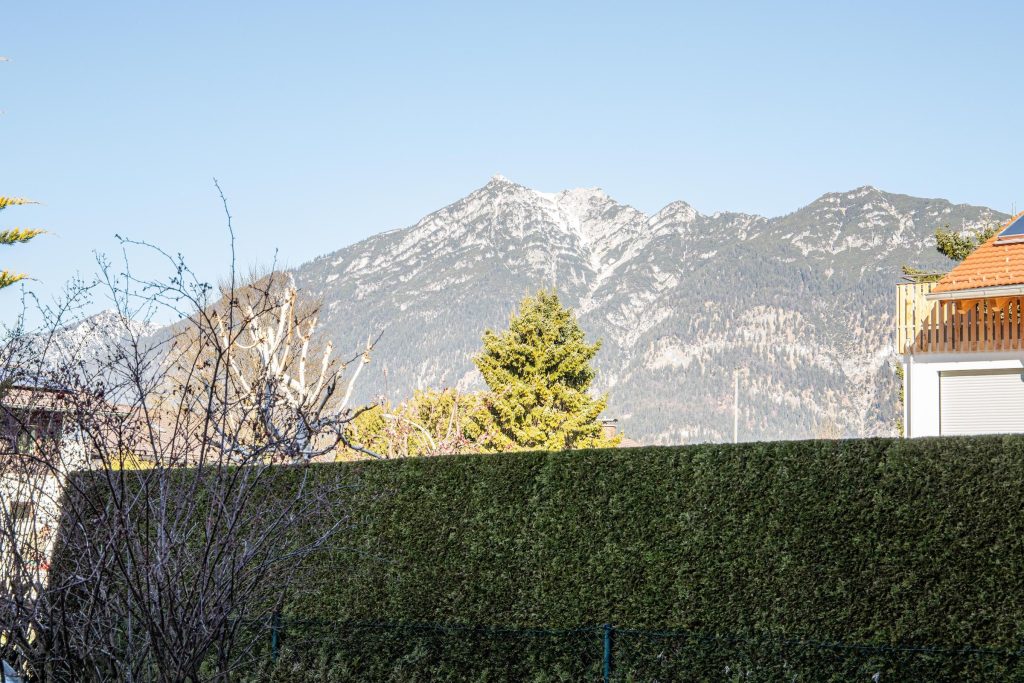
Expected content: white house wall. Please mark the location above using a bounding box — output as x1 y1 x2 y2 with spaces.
902 351 1024 437
0 430 89 584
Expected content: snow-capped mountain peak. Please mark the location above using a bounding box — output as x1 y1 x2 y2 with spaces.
294 179 1005 444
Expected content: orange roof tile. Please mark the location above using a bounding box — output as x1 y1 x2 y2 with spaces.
932 212 1024 293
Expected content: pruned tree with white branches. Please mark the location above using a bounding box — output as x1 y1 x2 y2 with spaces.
0 185 382 682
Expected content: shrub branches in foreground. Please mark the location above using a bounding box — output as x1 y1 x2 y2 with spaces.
0 194 380 682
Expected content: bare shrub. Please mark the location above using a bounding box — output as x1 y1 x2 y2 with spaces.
0 189 379 681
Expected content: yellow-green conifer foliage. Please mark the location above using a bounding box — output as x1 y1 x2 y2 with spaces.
473 289 620 451
0 196 43 290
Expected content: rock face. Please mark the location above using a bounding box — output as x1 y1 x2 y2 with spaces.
286 177 1004 443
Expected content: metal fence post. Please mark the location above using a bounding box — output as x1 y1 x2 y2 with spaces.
271 611 281 663
602 623 613 683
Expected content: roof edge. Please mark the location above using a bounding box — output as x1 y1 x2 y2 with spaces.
927 283 1024 301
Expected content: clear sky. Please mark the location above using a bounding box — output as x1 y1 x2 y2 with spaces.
2 1 1022 318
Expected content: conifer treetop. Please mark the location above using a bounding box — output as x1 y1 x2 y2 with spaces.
0 196 43 290
473 289 620 451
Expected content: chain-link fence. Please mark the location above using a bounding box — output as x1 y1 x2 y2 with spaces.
239 618 1024 682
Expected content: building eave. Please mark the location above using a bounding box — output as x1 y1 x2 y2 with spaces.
926 284 1024 301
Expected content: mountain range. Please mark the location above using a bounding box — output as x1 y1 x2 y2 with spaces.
282 176 1005 444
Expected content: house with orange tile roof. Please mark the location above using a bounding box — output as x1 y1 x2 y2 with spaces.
897 212 1024 436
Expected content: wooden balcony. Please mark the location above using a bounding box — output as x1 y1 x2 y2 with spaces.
897 281 1024 354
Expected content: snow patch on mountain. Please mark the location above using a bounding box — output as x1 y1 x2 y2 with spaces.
290 177 1007 444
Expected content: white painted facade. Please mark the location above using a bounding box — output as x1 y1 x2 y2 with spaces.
902 351 1024 437
0 424 88 585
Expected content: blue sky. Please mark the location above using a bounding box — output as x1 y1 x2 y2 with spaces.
2 1 1022 317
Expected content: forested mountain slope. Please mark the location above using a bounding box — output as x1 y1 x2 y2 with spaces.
283 177 1003 443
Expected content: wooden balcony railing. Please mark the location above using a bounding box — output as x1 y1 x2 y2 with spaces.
897 281 1024 354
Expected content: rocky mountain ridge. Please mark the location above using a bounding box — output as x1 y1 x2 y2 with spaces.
60 178 1003 444
290 177 1005 443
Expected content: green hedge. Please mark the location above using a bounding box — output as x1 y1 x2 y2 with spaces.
76 436 1024 680
293 437 1024 634
263 436 1024 680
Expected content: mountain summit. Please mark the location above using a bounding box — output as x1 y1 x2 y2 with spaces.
293 179 1005 443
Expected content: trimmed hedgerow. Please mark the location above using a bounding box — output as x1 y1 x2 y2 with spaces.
291 437 1024 638
267 436 1024 680
74 436 1024 680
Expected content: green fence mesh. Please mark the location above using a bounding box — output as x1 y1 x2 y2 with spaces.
237 619 1024 682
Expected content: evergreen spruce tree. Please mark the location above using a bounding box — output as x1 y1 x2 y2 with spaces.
934 223 1000 262
0 196 43 290
473 289 620 451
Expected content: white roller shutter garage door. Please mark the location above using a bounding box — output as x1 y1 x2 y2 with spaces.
940 369 1024 435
